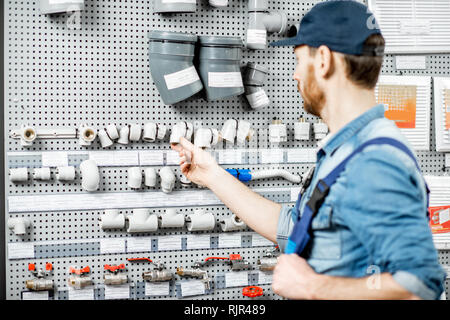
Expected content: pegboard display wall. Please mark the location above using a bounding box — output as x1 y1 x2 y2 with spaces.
3 0 450 300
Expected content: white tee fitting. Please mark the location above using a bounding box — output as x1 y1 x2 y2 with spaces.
159 208 185 228
170 121 194 144
98 129 114 148
20 125 37 147
117 125 130 145
129 123 142 142
128 167 143 189
269 119 287 143
313 120 329 140
9 168 29 183
143 123 167 142
209 0 228 8
220 214 246 232
294 118 311 141
106 124 120 140
194 128 221 148
33 167 52 180
221 119 238 144
127 208 158 233
56 166 76 181
159 167 176 193
78 124 97 146
80 159 100 191
186 209 216 232
144 168 157 187
8 217 32 235
236 120 254 144
100 209 125 230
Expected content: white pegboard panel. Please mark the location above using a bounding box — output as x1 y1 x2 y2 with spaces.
4 0 450 300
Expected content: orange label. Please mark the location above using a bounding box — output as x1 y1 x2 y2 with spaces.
378 85 417 129
445 89 450 130
428 206 450 234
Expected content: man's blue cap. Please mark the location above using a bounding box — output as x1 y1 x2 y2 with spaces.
269 0 384 57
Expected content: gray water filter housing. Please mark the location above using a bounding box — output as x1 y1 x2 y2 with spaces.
153 0 197 13
39 0 84 14
244 62 270 109
198 36 245 101
148 30 203 105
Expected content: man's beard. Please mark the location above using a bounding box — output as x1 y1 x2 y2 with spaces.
299 64 326 117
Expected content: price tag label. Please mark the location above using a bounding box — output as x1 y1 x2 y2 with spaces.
104 284 130 300
8 242 35 260
225 271 249 287
180 280 206 297
127 237 152 253
186 234 211 250
100 238 126 254
22 291 49 300
218 233 241 248
145 282 170 296
41 152 68 167
157 235 182 251
68 286 94 300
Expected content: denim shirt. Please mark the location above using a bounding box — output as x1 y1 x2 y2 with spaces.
276 104 446 300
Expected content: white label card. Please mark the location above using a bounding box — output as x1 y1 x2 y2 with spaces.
399 20 431 35
225 271 249 287
89 151 139 166
127 237 152 253
22 291 49 300
395 56 427 70
100 238 126 254
157 235 182 251
445 154 450 168
145 282 170 296
68 286 94 300
180 280 206 297
218 233 241 248
252 234 275 247
208 72 243 88
260 149 284 164
139 151 164 166
164 66 200 90
218 150 242 164
287 149 314 163
8 242 35 260
166 151 181 165
104 284 130 300
258 271 273 285
41 152 68 167
186 234 211 250
246 90 270 109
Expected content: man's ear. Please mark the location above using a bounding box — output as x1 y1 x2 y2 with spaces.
316 45 335 79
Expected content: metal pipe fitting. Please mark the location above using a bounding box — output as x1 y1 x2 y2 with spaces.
25 279 54 291
78 124 97 146
220 214 247 232
159 167 176 193
158 208 185 228
32 167 52 181
8 217 32 235
68 276 92 289
100 209 126 230
176 267 211 290
127 208 158 233
257 256 278 271
186 209 216 231
128 167 143 189
9 167 28 183
294 117 310 141
104 274 128 285
20 125 37 147
144 168 157 187
142 269 173 282
55 166 76 181
80 159 100 191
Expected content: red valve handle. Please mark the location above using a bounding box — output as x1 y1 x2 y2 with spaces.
127 258 153 263
28 263 36 271
242 286 263 298
204 254 242 262
45 263 53 271
69 266 90 275
104 264 125 272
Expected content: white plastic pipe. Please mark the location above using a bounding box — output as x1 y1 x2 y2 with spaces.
56 166 76 181
159 167 176 193
170 122 194 144
127 208 158 233
9 168 28 182
118 126 130 145
220 214 246 232
194 128 220 148
20 125 37 147
144 168 157 187
251 169 301 184
106 124 119 140
98 129 114 148
100 209 125 230
80 159 100 191
33 167 51 180
129 123 142 142
158 208 185 228
78 124 97 146
186 209 216 231
128 167 143 189
143 123 166 142
8 217 32 235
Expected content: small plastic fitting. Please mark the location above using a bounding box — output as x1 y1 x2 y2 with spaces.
294 118 311 141
170 121 194 144
220 214 247 232
159 167 176 193
118 126 130 145
25 279 54 291
98 129 114 148
9 168 28 183
32 167 51 181
78 124 97 146
8 217 32 235
20 125 37 147
106 124 120 140
158 208 185 228
194 128 221 149
80 159 100 192
269 119 287 143
144 168 157 187
104 273 128 285
236 120 254 144
143 123 167 142
244 62 270 110
129 123 142 142
55 166 76 181
186 209 216 232
127 208 158 233
246 0 288 50
128 167 143 189
209 0 228 8
313 120 329 140
100 209 126 230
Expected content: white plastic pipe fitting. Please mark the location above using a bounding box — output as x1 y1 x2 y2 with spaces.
159 167 176 193
80 159 100 191
100 209 125 230
8 217 32 235
186 209 216 232
209 0 228 8
220 119 238 143
9 168 29 183
158 208 185 228
33 167 52 181
194 128 220 148
127 208 158 233
118 126 130 145
170 121 194 144
144 168 157 187
143 123 167 142
78 124 97 146
128 167 143 189
129 123 142 142
56 166 76 181
313 120 329 140
106 124 120 140
269 119 287 143
98 129 114 148
251 169 302 184
220 214 246 232
236 120 254 144
20 125 37 147
180 175 192 188
294 118 311 141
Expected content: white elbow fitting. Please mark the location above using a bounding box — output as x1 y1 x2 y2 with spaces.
129 123 142 142
127 208 158 233
32 167 52 181
220 214 246 232
269 119 287 144
20 125 37 147
8 217 32 235
78 124 97 146
170 121 194 144
98 129 114 148
186 209 216 232
117 126 130 145
194 128 221 149
144 168 157 187
128 167 143 189
56 166 76 181
294 118 311 141
100 209 125 230
158 208 185 228
313 120 329 140
236 120 254 144
143 123 167 142
106 124 120 140
9 168 29 183
80 160 100 191
159 167 176 193
221 119 238 143
209 0 228 8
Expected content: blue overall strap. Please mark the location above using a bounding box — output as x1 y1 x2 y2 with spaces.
285 137 430 256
